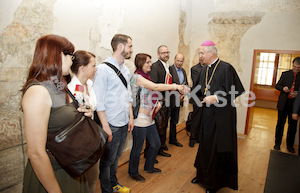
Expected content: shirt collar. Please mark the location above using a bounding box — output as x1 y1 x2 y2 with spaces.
69 75 93 90
208 58 219 67
159 59 169 69
174 64 182 71
106 57 124 70
72 75 82 85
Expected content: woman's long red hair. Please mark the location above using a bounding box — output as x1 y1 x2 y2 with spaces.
22 34 74 97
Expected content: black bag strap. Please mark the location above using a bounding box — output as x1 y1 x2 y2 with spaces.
103 62 127 88
134 86 142 101
67 89 79 108
136 86 142 95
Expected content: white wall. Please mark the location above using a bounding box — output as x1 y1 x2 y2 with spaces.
240 12 300 133
0 0 22 31
1 0 300 136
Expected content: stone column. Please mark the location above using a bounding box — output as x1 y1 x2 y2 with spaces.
208 11 264 72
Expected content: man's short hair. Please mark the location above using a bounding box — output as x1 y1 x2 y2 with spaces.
111 34 132 52
293 57 300 65
157 45 168 54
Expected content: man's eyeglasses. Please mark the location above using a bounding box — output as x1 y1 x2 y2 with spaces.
64 53 75 60
159 51 170 55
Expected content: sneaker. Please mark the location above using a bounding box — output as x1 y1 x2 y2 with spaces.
113 183 130 193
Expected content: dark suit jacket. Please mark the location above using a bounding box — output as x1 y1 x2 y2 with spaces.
148 60 169 98
148 60 166 84
191 63 203 86
293 85 300 114
190 63 203 105
169 65 188 85
275 70 300 111
169 65 188 108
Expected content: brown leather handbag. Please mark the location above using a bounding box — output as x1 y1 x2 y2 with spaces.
153 102 168 135
46 89 108 177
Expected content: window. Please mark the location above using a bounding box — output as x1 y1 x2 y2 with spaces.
254 51 300 87
256 53 276 85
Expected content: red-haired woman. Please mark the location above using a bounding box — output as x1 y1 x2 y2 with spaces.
22 34 91 193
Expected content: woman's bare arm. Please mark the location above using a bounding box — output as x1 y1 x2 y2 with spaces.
22 85 62 193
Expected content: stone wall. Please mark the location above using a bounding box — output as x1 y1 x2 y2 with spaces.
0 0 56 192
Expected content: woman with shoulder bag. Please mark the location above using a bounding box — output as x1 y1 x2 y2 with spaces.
22 34 92 193
128 53 184 182
68 50 98 193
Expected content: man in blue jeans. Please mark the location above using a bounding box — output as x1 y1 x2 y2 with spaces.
94 34 134 193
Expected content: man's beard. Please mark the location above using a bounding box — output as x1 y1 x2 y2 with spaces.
160 57 169 63
121 50 131 59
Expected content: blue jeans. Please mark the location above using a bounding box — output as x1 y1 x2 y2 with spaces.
99 124 128 193
128 124 161 177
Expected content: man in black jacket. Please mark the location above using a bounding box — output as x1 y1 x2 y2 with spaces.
147 45 172 157
188 57 204 147
274 57 300 153
169 53 188 147
191 61 204 85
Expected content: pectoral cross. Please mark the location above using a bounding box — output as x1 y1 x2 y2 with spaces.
204 87 208 95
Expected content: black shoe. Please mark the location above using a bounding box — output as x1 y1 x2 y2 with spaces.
162 144 168 151
274 144 280 150
130 174 145 182
169 141 183 147
144 168 161 174
189 140 195 147
206 188 216 193
158 150 171 157
287 146 295 153
191 177 199 184
155 159 159 164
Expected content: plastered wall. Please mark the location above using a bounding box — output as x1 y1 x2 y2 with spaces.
0 0 299 192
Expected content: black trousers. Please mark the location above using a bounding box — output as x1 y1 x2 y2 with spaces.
275 99 298 148
189 104 200 142
189 104 204 142
169 106 180 143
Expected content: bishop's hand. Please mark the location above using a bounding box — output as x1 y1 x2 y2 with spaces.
202 95 218 105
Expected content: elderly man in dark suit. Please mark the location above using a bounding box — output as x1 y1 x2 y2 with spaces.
169 53 188 147
188 57 204 147
191 61 204 85
275 57 300 153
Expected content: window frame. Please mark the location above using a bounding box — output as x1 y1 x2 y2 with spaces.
253 49 300 88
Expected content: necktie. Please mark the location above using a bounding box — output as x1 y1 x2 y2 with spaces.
288 73 297 99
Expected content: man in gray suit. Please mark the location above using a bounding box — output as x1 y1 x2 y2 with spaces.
169 53 188 147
